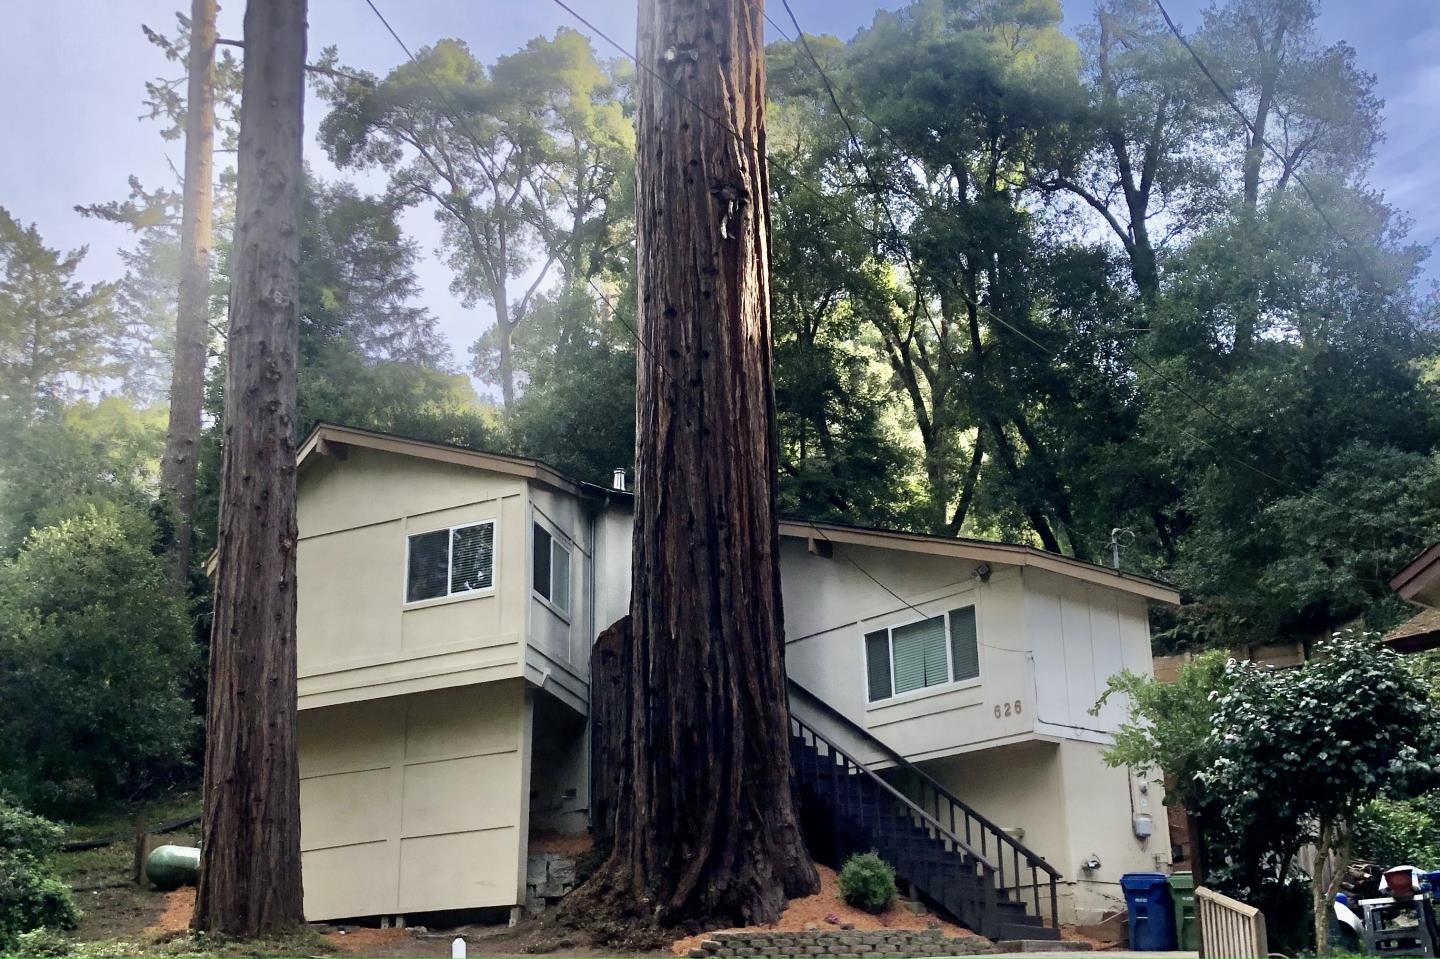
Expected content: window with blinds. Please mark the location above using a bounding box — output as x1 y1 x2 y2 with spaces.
533 521 572 615
405 521 495 603
864 603 980 702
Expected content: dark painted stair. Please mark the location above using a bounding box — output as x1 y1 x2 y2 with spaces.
788 705 1061 941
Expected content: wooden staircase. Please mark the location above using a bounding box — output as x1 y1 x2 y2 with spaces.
789 711 1061 941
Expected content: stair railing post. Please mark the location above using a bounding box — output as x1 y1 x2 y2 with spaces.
984 863 1000 938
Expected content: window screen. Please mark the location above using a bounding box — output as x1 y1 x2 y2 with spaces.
865 603 981 702
865 629 892 702
406 529 450 603
891 615 948 694
533 524 553 601
450 523 494 594
407 523 493 603
949 606 979 681
551 540 571 614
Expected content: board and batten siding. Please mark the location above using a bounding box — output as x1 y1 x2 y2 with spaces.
780 539 1156 762
1023 568 1153 740
297 681 532 920
295 447 529 710
780 537 1033 762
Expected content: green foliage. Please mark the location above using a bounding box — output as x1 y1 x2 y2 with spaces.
0 208 116 420
837 852 897 914
1353 796 1440 868
0 399 167 559
0 799 79 952
1101 635 1440 953
0 510 199 817
1093 650 1230 809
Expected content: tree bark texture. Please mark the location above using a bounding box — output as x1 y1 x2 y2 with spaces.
583 0 818 928
192 0 307 936
163 0 217 595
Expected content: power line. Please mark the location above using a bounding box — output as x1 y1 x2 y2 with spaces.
353 0 680 385
373 0 1332 513
767 0 1334 509
1149 0 1384 292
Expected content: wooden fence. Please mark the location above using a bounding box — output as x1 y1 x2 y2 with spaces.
1196 885 1268 958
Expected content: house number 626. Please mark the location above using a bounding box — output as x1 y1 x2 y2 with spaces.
994 700 1022 719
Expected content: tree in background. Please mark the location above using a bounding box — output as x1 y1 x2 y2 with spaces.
0 398 167 559
315 32 627 416
0 509 197 818
0 210 115 422
192 0 307 934
161 0 218 596
1042 0 1221 303
767 37 921 529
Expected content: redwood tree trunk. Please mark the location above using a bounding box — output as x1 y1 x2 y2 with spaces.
578 0 817 930
192 0 307 936
162 0 216 594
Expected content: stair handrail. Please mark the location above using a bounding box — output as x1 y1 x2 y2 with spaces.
788 678 1062 880
791 712 998 872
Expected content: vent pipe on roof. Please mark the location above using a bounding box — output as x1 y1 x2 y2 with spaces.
612 468 627 492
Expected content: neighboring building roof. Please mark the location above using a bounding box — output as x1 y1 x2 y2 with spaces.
1391 543 1440 608
1384 607 1440 655
297 422 1181 605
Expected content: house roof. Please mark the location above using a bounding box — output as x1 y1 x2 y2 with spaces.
297 422 1181 605
1390 543 1440 608
1384 607 1440 655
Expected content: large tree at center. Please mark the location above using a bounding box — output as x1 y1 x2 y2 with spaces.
192 0 308 936
579 0 817 931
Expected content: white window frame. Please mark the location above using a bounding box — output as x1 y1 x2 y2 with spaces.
864 602 980 704
532 520 573 621
403 519 497 606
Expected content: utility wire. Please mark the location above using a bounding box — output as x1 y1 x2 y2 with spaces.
768 0 1336 508
373 0 1332 512
1149 0 1384 292
355 0 679 385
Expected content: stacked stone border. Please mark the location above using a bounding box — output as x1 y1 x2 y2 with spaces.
686 930 998 957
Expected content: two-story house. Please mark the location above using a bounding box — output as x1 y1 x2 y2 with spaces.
288 424 1179 935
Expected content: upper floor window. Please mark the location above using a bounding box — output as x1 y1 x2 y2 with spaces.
406 521 494 604
864 604 978 703
533 522 571 615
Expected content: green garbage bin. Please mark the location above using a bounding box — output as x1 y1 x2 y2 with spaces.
1170 870 1198 951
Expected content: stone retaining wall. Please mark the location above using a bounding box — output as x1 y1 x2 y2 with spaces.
685 930 1000 958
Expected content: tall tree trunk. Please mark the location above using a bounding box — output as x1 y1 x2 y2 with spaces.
1312 815 1346 959
192 0 307 936
162 0 217 595
576 0 817 929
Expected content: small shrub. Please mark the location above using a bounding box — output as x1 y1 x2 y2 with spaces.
838 851 897 914
14 927 73 957
0 799 80 952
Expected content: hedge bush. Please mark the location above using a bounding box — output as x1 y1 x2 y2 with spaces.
837 851 897 914
0 799 79 951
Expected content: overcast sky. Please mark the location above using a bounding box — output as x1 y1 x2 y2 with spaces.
4 0 1437 383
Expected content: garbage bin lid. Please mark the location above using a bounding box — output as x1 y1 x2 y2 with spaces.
1120 872 1171 890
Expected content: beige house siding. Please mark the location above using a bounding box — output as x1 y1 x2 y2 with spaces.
286 427 1180 923
921 738 1163 925
295 448 529 710
1025 568 1153 739
297 681 532 921
780 537 1036 758
524 485 591 714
